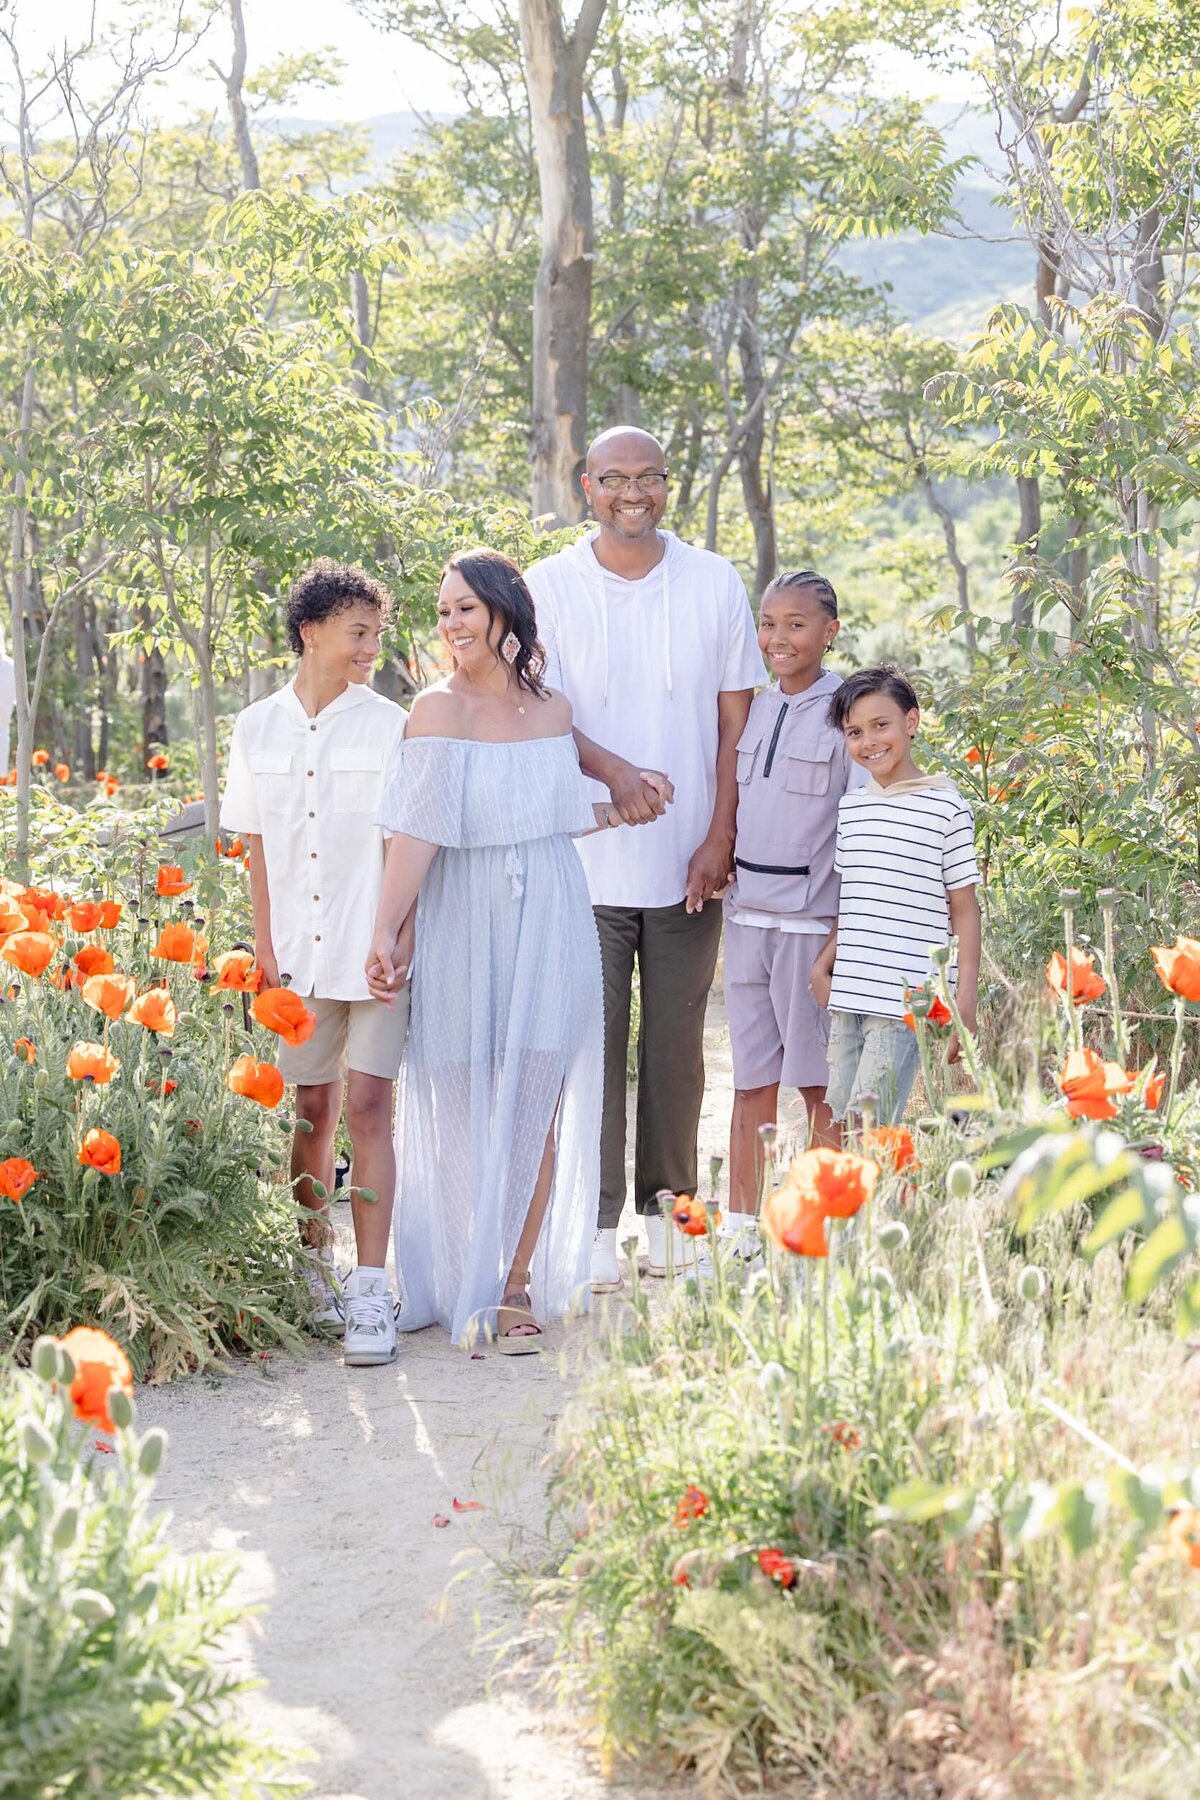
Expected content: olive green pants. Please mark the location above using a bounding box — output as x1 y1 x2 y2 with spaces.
594 900 724 1229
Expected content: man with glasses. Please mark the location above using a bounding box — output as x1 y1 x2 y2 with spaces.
526 426 761 1291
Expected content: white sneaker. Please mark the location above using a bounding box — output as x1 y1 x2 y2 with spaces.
590 1228 622 1294
304 1258 344 1335
695 1216 764 1280
343 1272 398 1366
645 1211 671 1276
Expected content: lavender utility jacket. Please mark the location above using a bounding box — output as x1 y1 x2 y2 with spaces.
726 671 856 925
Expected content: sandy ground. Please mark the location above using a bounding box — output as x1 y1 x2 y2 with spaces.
139 984 758 1800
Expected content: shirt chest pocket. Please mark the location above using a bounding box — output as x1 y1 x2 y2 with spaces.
735 725 764 785
248 751 292 814
330 747 384 815
783 733 840 797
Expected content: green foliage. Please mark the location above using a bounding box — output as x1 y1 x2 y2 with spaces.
0 1348 303 1796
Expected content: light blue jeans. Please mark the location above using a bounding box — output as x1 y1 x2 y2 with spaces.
825 1011 919 1124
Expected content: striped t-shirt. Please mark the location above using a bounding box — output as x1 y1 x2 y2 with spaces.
829 778 980 1019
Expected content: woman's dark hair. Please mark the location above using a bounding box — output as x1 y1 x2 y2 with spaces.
285 558 392 656
442 547 549 699
827 664 920 731
762 568 838 619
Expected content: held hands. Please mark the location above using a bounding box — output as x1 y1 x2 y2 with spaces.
365 916 414 1006
607 758 674 826
685 833 735 914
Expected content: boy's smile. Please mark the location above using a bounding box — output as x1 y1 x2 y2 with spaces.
757 590 838 694
300 601 383 688
842 693 921 787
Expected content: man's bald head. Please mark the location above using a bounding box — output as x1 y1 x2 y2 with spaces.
585 426 665 476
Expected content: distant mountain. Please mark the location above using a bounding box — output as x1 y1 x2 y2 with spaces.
267 102 1034 339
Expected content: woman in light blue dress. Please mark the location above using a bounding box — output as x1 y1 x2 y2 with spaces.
367 549 625 1351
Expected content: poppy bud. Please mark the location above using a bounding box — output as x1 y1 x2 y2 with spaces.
869 1266 895 1295
138 1428 167 1477
31 1335 59 1382
51 1504 79 1550
57 1347 77 1384
69 1588 115 1624
107 1386 135 1431
878 1220 910 1252
757 1360 787 1396
131 1576 159 1614
33 1068 50 1092
945 1160 975 1199
310 1180 328 1201
357 1186 378 1204
1018 1265 1047 1303
21 1416 55 1464
294 1117 314 1134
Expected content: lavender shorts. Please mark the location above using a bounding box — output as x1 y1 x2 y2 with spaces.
723 922 831 1091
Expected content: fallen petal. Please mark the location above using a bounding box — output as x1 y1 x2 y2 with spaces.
452 1498 483 1512
432 1514 451 1528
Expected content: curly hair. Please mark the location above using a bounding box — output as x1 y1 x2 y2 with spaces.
284 558 392 656
442 548 549 699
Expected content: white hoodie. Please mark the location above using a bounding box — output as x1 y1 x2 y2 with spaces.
525 530 762 908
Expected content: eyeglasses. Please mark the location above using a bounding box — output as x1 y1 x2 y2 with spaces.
594 471 670 493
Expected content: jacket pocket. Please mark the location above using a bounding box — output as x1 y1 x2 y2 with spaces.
735 726 764 785
783 733 839 796
248 751 292 814
732 844 812 914
330 746 384 815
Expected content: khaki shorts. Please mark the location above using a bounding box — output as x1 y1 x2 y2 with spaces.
277 990 410 1087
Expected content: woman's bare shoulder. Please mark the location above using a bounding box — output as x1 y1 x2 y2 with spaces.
406 683 464 738
537 686 573 730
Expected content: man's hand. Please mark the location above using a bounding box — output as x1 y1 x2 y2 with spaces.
256 945 281 990
685 833 734 914
607 758 674 825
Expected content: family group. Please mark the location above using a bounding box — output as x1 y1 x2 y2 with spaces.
219 427 981 1364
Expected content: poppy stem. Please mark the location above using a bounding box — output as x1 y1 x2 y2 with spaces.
1167 992 1187 1118
1060 890 1083 1052
1099 889 1125 1065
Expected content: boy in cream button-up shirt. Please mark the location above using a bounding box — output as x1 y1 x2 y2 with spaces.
221 560 408 1366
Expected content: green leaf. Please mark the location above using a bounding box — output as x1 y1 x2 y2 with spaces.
1127 1212 1191 1304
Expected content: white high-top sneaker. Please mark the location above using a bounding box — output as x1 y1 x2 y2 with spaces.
590 1228 622 1294
304 1252 344 1335
343 1269 398 1366
695 1214 764 1280
644 1210 671 1276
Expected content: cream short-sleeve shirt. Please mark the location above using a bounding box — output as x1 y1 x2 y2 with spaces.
220 679 407 1001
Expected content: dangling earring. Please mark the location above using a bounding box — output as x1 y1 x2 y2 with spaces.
501 631 520 665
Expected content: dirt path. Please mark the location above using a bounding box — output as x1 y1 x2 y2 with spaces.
140 988 739 1800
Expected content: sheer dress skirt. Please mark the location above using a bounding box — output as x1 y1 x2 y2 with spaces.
378 735 602 1343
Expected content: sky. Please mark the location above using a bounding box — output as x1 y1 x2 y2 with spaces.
4 0 973 126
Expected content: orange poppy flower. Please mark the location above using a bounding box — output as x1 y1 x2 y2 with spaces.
54 762 70 782
98 900 122 929
129 989 177 1036
226 1054 285 1108
1142 1067 1165 1111
217 835 245 859
761 1187 828 1256
96 775 119 797
1 931 57 978
152 922 203 964
155 865 191 898
903 993 953 1030
1167 1507 1200 1570
67 901 103 933
1046 948 1106 1004
0 1157 37 1202
757 1548 797 1587
65 1041 120 1085
1059 1048 1133 1120
81 972 136 1021
73 946 115 979
673 1484 709 1528
252 987 317 1048
21 887 65 920
13 1037 35 1064
57 1325 133 1429
31 748 50 767
788 1147 879 1220
0 894 25 937
213 950 264 994
77 1128 122 1176
964 746 982 765
670 1194 710 1237
861 1125 917 1173
146 752 170 772
1152 938 1200 1003
147 1076 177 1096
826 1420 863 1451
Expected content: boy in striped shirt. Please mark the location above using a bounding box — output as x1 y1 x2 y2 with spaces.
810 667 980 1126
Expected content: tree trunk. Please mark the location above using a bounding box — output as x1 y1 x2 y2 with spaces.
141 597 168 768
222 0 260 191
735 270 776 595
10 364 37 877
518 0 607 525
1010 474 1042 626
